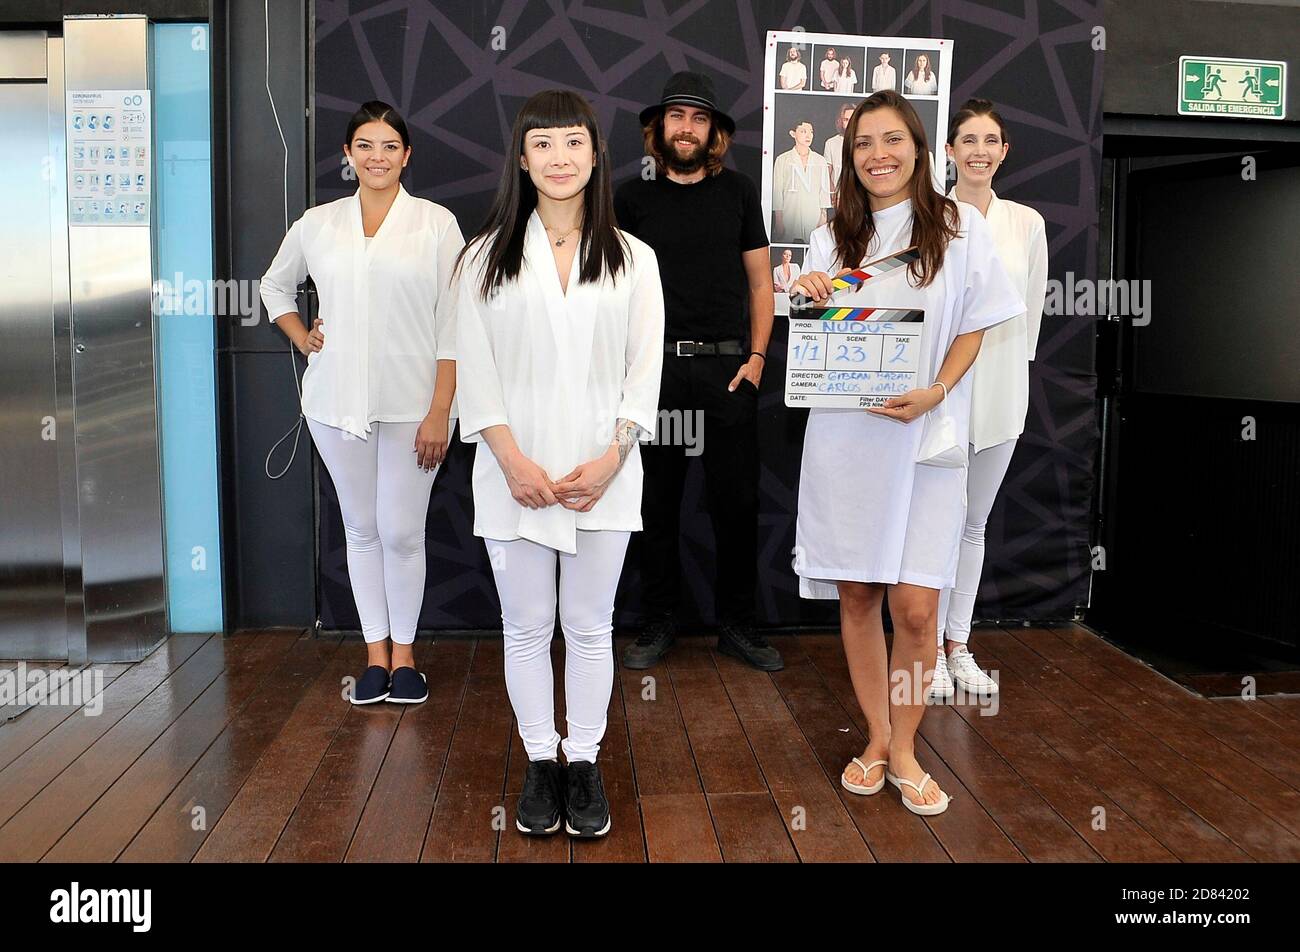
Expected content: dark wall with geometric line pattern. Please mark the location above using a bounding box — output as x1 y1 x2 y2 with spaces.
311 0 1102 631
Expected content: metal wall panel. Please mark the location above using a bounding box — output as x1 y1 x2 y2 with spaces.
0 31 67 660
64 15 166 661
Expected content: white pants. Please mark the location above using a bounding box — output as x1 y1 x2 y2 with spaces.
487 530 630 764
307 417 438 645
937 438 1018 646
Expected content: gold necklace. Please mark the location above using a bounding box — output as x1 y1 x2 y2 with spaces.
543 222 580 247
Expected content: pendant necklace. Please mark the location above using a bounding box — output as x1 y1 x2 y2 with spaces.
545 222 580 247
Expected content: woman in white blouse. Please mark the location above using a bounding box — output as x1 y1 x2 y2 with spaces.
833 56 858 94
260 101 464 707
930 99 1048 700
454 90 664 839
904 54 938 95
772 248 802 292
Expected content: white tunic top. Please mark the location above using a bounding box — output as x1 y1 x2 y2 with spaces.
905 71 938 95
780 60 807 89
772 147 832 244
946 187 1049 450
833 71 858 94
819 58 840 89
871 63 897 91
794 198 1023 596
773 262 802 292
823 134 845 187
455 212 665 554
260 185 464 438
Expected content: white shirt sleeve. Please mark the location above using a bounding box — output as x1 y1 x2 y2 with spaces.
1023 215 1049 360
259 217 308 323
453 249 510 444
433 214 466 361
800 226 837 292
958 208 1025 336
615 246 666 439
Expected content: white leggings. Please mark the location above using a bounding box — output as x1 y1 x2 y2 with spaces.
307 417 438 645
487 530 631 764
938 438 1018 646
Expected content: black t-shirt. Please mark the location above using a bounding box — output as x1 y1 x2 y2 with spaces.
614 168 769 342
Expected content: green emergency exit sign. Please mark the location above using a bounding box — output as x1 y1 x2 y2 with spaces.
1180 56 1286 119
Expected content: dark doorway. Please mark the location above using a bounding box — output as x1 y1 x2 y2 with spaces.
1091 127 1300 695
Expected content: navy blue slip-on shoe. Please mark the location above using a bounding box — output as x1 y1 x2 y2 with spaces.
387 666 428 704
350 665 390 705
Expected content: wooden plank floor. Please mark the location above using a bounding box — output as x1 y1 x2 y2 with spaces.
1 624 1296 862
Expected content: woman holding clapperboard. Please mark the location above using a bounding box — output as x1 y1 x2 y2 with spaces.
453 90 664 838
790 90 1022 815
930 99 1049 701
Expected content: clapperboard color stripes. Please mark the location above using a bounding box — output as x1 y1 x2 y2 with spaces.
785 248 926 409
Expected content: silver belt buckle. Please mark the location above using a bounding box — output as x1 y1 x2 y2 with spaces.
676 340 698 357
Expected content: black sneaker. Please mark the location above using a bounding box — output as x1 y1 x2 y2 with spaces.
386 666 428 704
349 665 390 705
564 760 611 838
716 624 784 671
516 759 564 835
621 615 676 669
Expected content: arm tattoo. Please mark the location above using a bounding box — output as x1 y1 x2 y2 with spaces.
611 418 643 468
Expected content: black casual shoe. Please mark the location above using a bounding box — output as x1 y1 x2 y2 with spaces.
516 759 565 835
621 615 676 669
564 760 611 838
716 624 785 671
350 665 391 705
386 666 428 704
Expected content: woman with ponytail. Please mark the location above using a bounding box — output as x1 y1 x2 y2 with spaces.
927 99 1049 701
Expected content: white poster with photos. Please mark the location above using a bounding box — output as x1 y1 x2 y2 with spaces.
762 30 952 315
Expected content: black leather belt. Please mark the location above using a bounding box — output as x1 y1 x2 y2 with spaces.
665 339 746 357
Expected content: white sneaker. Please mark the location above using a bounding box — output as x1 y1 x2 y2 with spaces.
948 643 999 695
928 649 955 701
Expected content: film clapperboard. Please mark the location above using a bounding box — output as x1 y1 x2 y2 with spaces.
785 247 925 409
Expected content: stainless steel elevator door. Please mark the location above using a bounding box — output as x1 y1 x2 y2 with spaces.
0 34 68 660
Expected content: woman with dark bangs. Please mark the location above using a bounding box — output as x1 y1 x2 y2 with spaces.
791 90 1022 816
454 90 664 839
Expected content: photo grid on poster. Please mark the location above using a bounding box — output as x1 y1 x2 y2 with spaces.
762 30 952 316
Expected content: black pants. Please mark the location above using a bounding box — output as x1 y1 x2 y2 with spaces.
639 352 758 625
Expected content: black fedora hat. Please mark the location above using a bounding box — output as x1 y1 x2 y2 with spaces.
639 70 736 135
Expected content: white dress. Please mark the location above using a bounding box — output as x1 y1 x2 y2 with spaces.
454 212 665 555
834 71 858 94
794 198 1024 596
259 184 464 438
945 188 1049 451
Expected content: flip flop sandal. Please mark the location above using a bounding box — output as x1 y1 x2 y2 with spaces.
885 769 951 816
840 757 888 795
